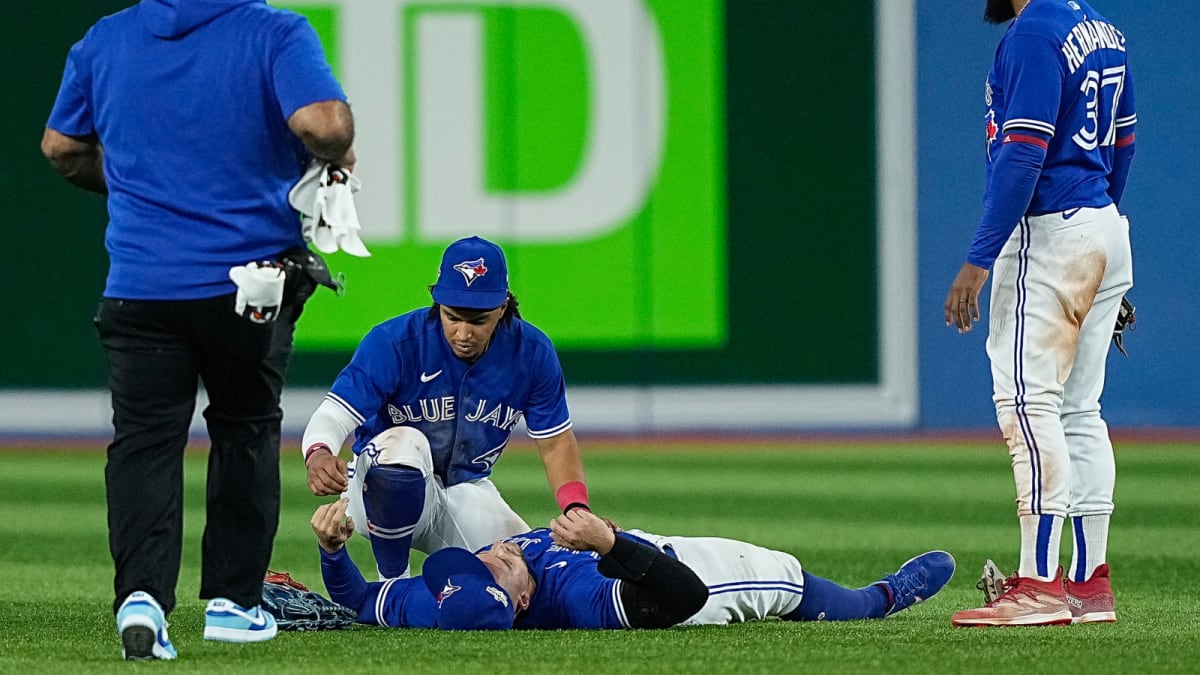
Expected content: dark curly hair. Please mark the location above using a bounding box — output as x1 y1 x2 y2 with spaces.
427 289 521 326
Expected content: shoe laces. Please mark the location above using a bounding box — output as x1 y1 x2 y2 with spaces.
886 566 928 604
989 573 1062 607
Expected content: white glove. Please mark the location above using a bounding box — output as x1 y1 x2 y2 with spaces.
288 160 371 257
229 262 286 324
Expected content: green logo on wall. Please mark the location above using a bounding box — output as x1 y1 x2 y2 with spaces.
283 0 726 350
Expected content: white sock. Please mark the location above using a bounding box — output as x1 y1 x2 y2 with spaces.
1069 514 1110 583
1019 514 1063 581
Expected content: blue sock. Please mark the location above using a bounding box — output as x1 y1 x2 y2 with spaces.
363 465 425 578
782 571 890 621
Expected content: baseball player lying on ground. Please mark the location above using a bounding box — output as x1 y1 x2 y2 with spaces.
311 500 956 629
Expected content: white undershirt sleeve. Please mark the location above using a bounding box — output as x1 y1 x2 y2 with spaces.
301 397 361 459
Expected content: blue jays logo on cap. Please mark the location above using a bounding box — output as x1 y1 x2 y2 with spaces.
431 236 510 310
452 258 489 287
422 547 515 631
436 580 461 608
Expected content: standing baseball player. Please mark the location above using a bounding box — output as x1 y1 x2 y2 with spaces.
310 500 956 630
944 0 1135 626
302 236 601 580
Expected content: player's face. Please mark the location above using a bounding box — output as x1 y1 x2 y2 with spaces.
477 542 535 613
438 302 507 362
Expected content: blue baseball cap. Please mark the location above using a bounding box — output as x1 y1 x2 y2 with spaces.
422 547 514 631
431 236 510 310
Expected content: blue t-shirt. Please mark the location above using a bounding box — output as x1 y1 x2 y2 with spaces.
46 0 347 300
971 0 1136 266
326 309 572 486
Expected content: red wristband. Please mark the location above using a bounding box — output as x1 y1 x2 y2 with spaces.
555 481 590 513
304 443 332 467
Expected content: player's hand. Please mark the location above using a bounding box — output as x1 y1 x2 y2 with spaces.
311 498 356 553
944 262 990 333
550 509 617 555
307 450 349 496
597 515 623 534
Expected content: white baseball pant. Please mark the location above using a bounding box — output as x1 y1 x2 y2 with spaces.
625 529 806 624
987 204 1132 518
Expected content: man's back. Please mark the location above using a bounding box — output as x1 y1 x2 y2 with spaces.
988 0 1135 214
48 0 346 299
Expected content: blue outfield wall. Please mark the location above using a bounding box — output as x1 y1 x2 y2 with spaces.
917 0 1199 429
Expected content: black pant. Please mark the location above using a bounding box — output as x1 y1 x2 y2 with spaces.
95 293 300 615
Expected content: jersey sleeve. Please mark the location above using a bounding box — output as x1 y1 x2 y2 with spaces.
270 13 348 122
326 325 404 428
46 40 95 136
997 33 1063 138
561 574 625 629
320 547 435 628
968 34 1060 268
522 340 572 439
1108 63 1136 206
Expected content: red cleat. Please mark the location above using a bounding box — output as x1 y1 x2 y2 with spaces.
1064 564 1117 624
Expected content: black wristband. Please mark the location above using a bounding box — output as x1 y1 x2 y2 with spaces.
562 502 591 514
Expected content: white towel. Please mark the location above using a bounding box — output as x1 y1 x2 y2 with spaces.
229 262 286 323
288 159 371 257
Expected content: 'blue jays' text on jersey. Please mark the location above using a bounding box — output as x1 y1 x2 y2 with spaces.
325 309 571 487
483 529 642 629
984 0 1135 214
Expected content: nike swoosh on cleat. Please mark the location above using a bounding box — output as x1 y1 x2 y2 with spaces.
210 603 268 627
420 370 443 383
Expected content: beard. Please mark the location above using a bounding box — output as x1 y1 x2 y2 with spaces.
984 0 1017 23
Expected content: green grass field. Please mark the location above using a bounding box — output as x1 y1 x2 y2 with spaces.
1 440 1196 673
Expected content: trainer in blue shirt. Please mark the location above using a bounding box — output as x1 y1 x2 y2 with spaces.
42 0 356 660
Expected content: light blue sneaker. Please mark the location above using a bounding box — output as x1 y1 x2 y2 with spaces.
117 591 177 660
204 598 279 642
875 550 957 617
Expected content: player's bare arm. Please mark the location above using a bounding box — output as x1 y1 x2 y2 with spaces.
534 429 586 502
550 509 616 555
288 99 356 169
944 262 990 333
41 128 107 195
311 499 355 553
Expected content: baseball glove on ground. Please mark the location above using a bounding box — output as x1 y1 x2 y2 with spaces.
1112 295 1136 357
976 559 1010 604
262 570 356 631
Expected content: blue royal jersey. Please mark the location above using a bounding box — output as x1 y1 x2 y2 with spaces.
325 308 572 487
484 529 643 630
983 0 1136 215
